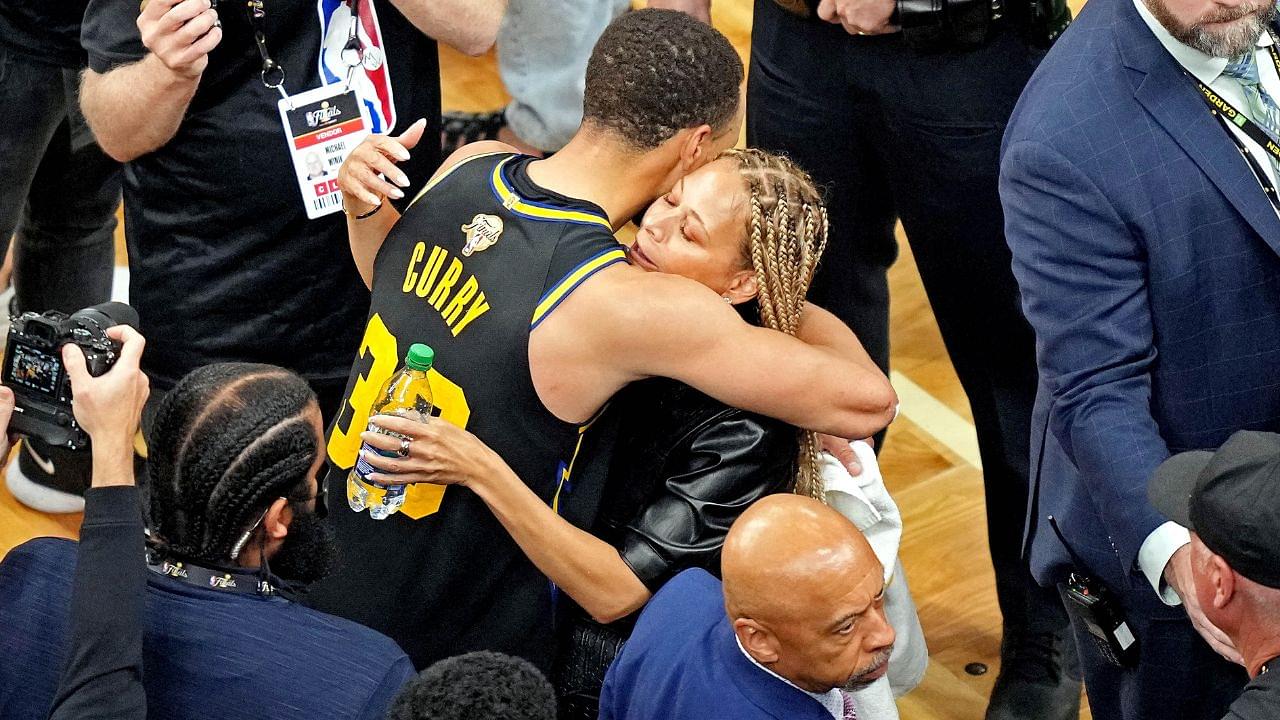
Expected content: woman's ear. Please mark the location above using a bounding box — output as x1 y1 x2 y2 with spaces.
723 269 759 305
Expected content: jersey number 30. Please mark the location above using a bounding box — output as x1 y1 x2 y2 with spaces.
327 314 471 520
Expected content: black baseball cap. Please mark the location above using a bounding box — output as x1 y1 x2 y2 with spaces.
1148 430 1280 590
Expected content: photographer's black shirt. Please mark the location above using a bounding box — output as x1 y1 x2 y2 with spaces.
80 0 442 391
1226 662 1280 720
0 0 89 67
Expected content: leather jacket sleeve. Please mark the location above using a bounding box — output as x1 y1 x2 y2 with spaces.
615 410 797 592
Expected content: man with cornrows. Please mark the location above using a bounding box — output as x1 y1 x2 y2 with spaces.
0 356 415 719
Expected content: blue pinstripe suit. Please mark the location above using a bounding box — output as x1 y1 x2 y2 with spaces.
1000 0 1279 714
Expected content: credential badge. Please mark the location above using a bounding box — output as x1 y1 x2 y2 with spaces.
461 214 504 257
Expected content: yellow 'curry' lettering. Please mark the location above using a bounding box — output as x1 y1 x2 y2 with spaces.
401 244 492 336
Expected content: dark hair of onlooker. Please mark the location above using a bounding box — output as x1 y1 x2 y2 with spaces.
147 362 318 564
583 9 743 151
386 651 557 720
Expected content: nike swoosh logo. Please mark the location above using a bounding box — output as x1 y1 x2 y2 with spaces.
23 443 55 475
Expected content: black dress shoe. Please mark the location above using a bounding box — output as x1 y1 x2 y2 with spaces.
985 629 1082 720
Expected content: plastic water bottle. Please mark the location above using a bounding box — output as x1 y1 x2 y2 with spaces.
347 343 435 520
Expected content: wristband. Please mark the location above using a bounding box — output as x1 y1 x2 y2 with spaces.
344 201 384 220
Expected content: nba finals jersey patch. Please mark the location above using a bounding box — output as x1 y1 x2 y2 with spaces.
461 214 504 256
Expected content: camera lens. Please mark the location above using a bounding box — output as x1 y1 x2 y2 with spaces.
69 302 139 332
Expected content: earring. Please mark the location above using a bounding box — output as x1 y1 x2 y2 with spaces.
722 296 732 303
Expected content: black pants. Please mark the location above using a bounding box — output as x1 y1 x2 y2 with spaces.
0 47 118 315
747 1 1065 636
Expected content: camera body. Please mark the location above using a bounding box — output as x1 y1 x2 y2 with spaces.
3 303 137 450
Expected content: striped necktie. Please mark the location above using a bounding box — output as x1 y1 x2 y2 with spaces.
1221 49 1280 175
842 691 858 720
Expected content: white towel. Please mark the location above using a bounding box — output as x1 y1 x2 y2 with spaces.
823 441 929 718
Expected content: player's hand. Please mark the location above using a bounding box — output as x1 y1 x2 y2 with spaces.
1164 544 1245 665
817 0 898 35
648 0 712 23
339 118 428 217
138 0 222 80
63 326 150 476
358 412 509 490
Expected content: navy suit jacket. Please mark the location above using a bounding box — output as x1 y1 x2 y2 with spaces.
599 569 833 720
1001 0 1280 602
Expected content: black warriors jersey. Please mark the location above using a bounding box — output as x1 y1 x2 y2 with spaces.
308 153 626 670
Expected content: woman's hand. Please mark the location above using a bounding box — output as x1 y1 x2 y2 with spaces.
339 118 427 216
359 412 509 489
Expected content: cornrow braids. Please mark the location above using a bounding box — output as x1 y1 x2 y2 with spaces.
148 363 319 564
724 148 831 500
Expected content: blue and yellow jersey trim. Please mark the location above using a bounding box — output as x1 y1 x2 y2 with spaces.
550 407 608 515
530 247 627 330
490 157 613 230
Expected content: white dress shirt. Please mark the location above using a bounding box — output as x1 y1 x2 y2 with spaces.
1131 0 1280 604
735 637 846 719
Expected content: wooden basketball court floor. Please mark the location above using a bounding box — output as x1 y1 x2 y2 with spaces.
0 2 1094 717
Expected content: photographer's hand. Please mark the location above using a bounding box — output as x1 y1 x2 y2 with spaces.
63 327 150 488
817 0 898 34
0 385 15 461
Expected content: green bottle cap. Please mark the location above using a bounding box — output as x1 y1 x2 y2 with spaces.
405 343 435 371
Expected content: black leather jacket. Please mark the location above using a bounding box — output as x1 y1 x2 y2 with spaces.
595 378 797 591
555 378 797 718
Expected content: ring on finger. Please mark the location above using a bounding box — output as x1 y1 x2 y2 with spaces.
397 435 412 458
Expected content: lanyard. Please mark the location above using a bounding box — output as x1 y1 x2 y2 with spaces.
242 0 365 106
341 0 365 85
1191 40 1280 210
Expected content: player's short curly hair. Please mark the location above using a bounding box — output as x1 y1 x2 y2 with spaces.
583 9 744 151
386 651 556 720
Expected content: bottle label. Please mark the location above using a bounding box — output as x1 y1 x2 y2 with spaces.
354 441 399 484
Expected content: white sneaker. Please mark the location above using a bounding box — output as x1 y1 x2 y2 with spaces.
5 441 85 514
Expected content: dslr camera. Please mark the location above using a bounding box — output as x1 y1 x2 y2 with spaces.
3 302 139 450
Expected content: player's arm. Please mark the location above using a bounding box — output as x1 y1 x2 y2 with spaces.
796 302 885 377
598 271 898 439
80 0 221 162
341 128 514 288
388 0 506 56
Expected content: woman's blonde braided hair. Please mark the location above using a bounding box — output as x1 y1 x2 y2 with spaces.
723 148 830 500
